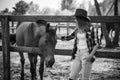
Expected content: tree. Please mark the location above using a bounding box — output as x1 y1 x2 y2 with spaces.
2 8 9 13
88 2 97 16
100 0 120 47
61 0 75 11
12 0 29 15
55 10 61 15
40 7 52 15
99 0 114 15
0 8 11 15
94 0 120 48
26 1 40 14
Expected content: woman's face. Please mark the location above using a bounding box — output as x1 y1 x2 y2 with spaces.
75 19 90 32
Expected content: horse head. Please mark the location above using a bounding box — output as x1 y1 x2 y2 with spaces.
37 21 57 68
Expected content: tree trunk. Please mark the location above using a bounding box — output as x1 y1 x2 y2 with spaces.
112 0 119 47
94 0 113 48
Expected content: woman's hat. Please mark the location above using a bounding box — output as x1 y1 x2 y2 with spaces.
75 9 90 22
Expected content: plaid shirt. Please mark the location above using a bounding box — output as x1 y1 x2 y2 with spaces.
86 27 96 53
61 26 96 54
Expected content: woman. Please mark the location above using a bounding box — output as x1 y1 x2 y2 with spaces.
60 9 98 80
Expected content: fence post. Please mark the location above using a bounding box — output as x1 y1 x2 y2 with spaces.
67 22 69 35
1 16 10 80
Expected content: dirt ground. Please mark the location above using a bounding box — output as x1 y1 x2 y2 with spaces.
0 40 120 80
0 52 120 80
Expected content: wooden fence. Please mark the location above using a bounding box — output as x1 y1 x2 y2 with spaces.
0 15 120 80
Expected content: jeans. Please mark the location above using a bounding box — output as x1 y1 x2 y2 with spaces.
69 50 93 80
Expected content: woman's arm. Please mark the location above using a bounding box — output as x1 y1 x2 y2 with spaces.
85 26 99 63
89 43 99 57
61 28 78 41
85 43 98 63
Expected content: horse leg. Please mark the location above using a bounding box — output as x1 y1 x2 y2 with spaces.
39 56 44 80
28 54 36 80
34 55 37 78
19 52 25 80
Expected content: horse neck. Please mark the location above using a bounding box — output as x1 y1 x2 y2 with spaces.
16 21 22 29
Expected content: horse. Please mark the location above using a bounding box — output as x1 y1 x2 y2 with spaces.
16 20 57 80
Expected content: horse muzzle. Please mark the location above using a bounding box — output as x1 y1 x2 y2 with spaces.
45 56 55 68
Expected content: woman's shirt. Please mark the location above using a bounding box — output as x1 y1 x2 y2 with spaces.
61 26 96 53
77 32 88 51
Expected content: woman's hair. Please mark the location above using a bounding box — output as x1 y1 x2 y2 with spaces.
76 18 91 32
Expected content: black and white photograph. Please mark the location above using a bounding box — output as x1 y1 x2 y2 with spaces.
0 0 120 80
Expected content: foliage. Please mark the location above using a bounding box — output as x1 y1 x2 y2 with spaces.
1 8 9 13
26 1 53 15
26 1 40 14
0 8 11 15
61 0 75 11
87 0 119 16
99 0 114 16
12 0 29 15
88 2 97 16
41 7 52 15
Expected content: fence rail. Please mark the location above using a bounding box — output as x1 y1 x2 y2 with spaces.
0 46 120 58
0 15 120 23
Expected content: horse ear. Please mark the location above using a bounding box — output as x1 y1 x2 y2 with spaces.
55 25 57 31
47 23 50 29
46 23 50 32
46 23 53 30
46 23 57 33
52 25 57 32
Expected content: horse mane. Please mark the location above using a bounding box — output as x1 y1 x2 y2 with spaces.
16 21 22 29
47 29 56 36
46 23 56 35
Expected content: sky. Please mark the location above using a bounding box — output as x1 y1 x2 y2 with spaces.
0 0 104 11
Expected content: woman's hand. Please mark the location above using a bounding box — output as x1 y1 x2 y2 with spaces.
84 44 98 63
90 44 99 56
84 55 95 63
85 55 93 62
56 34 62 40
56 35 66 41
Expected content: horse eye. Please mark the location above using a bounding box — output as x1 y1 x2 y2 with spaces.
45 40 48 43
